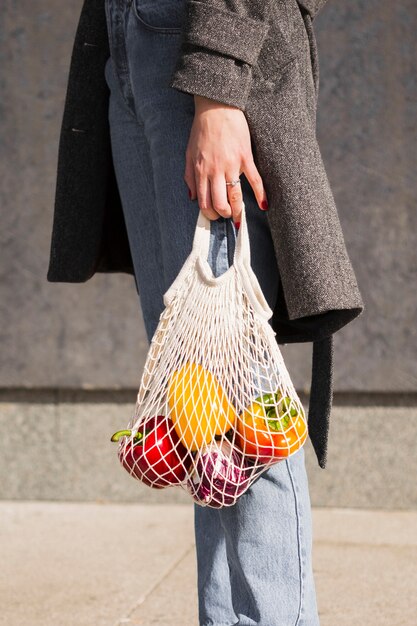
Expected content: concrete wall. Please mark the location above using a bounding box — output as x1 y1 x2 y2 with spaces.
315 0 416 393
1 390 416 509
0 0 416 507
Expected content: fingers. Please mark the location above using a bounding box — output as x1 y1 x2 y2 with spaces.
196 174 242 227
225 173 243 226
242 156 269 211
184 150 196 201
195 173 220 221
186 165 263 226
210 175 232 220
185 150 218 220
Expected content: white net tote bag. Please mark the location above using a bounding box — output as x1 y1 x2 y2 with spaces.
111 201 308 507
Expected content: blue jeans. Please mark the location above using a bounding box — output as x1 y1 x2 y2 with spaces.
105 2 320 624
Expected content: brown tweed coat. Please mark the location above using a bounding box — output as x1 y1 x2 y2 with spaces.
46 0 364 468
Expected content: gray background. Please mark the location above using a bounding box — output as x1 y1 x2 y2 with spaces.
0 0 416 507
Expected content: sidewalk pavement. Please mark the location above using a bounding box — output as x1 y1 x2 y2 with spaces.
0 502 415 626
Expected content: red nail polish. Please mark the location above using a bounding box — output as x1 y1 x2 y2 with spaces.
235 221 240 230
188 188 192 199
261 200 269 211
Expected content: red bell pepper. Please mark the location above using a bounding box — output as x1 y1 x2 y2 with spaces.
111 415 193 489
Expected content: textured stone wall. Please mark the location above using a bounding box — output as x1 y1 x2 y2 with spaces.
315 0 416 393
0 392 416 508
0 0 415 392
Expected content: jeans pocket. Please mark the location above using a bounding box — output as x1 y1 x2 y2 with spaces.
132 0 185 33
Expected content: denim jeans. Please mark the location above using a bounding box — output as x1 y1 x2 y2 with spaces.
104 1 320 624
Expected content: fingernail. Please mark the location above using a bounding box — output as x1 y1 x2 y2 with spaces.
261 199 269 211
234 221 240 230
188 188 192 199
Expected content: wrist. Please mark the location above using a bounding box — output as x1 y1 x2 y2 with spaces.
194 93 237 112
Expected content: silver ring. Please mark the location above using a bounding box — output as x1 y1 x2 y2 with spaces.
225 179 241 186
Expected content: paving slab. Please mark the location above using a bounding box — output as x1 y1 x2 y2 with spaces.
0 502 416 626
122 548 198 626
0 502 195 626
312 509 417 626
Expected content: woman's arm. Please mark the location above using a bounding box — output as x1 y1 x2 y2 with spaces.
170 1 273 225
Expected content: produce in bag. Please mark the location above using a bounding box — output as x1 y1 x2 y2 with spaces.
111 415 193 488
167 361 236 450
187 439 252 508
235 390 308 463
111 201 308 507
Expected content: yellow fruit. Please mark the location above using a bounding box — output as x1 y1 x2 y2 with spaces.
167 362 236 451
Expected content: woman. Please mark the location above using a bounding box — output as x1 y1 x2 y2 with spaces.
47 1 363 624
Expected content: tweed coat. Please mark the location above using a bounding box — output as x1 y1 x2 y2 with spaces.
46 0 364 468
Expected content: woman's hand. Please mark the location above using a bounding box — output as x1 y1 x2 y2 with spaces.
184 95 269 226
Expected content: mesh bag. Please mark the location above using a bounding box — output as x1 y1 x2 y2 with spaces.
111 202 308 507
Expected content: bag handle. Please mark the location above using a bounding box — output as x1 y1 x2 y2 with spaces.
191 201 251 269
163 205 249 307
164 200 273 319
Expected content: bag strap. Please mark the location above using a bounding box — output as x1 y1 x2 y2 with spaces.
163 201 252 306
307 335 334 469
192 201 251 268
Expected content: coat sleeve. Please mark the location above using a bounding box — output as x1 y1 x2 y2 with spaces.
168 0 273 110
169 1 331 110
